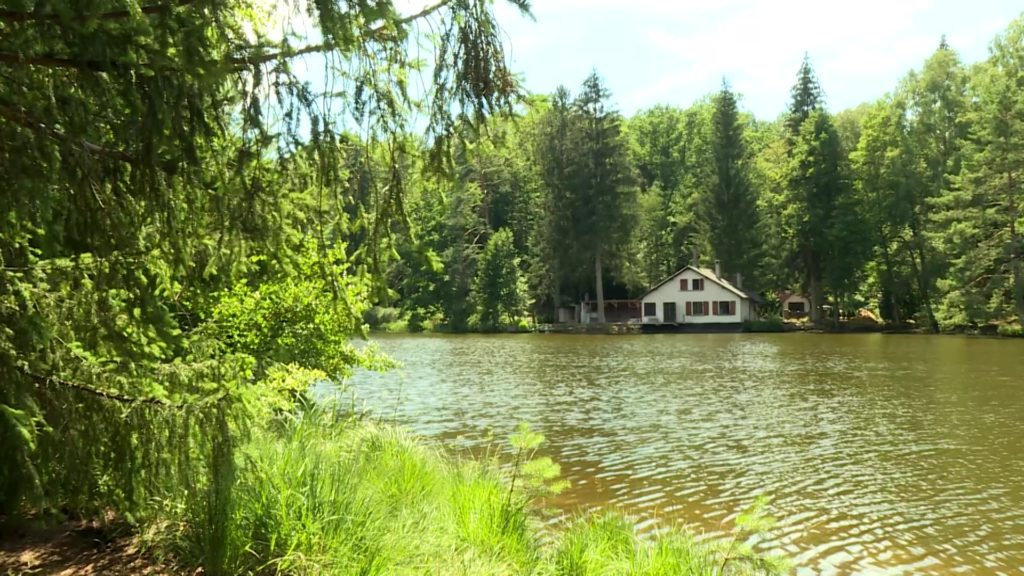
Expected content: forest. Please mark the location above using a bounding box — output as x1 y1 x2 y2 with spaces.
0 0 1022 573
378 27 1024 334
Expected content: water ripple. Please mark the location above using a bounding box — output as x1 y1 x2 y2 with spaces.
353 333 1024 574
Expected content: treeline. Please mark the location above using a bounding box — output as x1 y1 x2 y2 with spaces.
380 18 1024 332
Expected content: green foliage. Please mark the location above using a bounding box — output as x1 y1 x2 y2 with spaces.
851 98 921 324
786 55 824 138
997 323 1023 337
533 73 638 320
706 83 764 289
473 228 529 329
742 318 786 333
202 244 387 379
0 0 531 550
932 18 1024 329
549 505 788 576
166 411 785 575
783 68 871 324
364 306 404 329
381 21 1024 333
629 102 713 286
170 409 540 575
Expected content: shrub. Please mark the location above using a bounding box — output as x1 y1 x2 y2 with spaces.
997 323 1023 337
363 306 403 329
743 318 786 332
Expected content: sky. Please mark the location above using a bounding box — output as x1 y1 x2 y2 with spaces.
485 1 1024 119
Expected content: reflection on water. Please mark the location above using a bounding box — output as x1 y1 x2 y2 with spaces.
352 333 1024 575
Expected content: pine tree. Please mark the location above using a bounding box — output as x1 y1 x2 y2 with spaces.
705 82 763 288
533 87 584 317
573 72 638 322
783 58 830 323
782 58 869 324
534 74 636 321
907 39 970 330
785 55 824 139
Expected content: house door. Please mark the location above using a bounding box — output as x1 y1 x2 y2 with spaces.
663 302 677 323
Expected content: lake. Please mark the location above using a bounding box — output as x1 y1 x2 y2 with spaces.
351 333 1024 575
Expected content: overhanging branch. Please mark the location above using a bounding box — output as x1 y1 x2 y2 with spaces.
231 0 454 65
1 0 196 24
29 371 178 407
0 0 455 72
0 52 109 71
0 104 137 164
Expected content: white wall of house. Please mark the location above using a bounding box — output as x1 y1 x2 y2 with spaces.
641 268 753 324
739 299 756 322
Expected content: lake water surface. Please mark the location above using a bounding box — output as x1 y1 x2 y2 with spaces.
352 333 1024 575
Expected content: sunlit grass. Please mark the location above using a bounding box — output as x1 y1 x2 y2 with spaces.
169 408 788 575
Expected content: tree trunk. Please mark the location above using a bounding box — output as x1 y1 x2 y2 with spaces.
1010 181 1024 325
908 221 939 332
879 237 902 325
1012 255 1024 326
551 278 560 324
595 251 606 324
804 247 823 326
808 273 823 326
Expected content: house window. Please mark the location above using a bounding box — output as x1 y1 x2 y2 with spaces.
690 301 706 316
715 301 735 315
679 279 689 291
663 302 677 322
643 302 656 317
691 278 705 291
788 302 806 313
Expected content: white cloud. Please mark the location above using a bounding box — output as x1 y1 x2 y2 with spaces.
630 0 941 114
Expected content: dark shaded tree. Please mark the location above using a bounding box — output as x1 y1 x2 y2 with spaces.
705 82 763 288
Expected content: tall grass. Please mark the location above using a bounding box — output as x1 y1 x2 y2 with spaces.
167 408 788 575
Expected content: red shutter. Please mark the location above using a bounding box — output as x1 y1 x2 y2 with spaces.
705 302 710 316
712 302 719 316
685 302 692 316
680 279 688 291
730 301 737 315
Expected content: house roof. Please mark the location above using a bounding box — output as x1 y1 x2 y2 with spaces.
779 291 808 304
640 265 765 304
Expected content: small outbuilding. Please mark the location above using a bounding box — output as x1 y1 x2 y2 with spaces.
779 291 811 319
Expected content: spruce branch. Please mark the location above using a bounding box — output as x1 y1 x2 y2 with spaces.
29 371 180 407
0 0 454 72
0 0 196 24
0 103 137 163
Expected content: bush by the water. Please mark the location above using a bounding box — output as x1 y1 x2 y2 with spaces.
162 408 788 575
743 318 786 333
997 323 1023 337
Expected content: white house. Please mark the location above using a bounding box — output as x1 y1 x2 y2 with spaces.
640 265 761 325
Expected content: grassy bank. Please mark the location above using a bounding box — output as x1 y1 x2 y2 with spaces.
158 409 787 575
